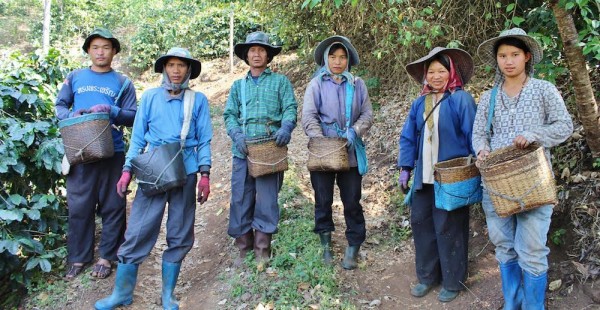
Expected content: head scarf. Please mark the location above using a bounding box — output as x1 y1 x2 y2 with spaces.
317 43 355 85
419 54 463 96
160 62 192 92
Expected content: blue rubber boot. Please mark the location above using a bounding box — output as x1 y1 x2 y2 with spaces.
523 270 547 310
94 263 139 310
162 261 182 310
499 261 523 310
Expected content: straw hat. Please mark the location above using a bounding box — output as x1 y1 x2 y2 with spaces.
405 47 474 84
234 31 282 64
313 35 360 68
477 27 543 66
154 47 202 79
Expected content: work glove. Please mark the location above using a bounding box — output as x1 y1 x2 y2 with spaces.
73 109 89 117
116 171 132 198
197 175 210 204
345 127 357 147
90 104 112 113
399 170 411 193
228 128 248 155
274 121 294 147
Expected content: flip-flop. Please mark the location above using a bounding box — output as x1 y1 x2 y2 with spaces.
90 263 112 279
64 263 86 281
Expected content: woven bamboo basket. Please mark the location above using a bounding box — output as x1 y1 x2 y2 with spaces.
58 112 114 165
307 137 349 172
479 143 557 217
433 156 482 211
246 137 288 177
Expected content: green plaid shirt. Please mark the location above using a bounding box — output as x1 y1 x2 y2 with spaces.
224 68 298 158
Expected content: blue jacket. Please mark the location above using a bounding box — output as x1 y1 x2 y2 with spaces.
398 89 476 190
124 87 212 175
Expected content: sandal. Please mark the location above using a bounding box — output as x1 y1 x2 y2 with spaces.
91 263 112 279
64 263 86 281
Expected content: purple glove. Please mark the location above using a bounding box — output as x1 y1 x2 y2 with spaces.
399 170 411 191
90 104 112 113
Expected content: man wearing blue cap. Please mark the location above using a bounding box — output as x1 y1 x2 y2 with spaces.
223 31 298 267
55 27 137 281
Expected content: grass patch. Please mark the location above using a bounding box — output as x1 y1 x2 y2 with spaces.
224 165 354 309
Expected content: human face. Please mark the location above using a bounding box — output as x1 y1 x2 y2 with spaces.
88 37 116 71
425 60 450 92
165 57 189 84
247 46 269 70
496 44 531 79
328 47 348 75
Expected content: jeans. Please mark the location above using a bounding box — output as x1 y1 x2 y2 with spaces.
481 189 552 275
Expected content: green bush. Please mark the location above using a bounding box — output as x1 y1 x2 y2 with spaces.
0 48 71 309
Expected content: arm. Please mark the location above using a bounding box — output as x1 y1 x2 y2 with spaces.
195 93 213 173
301 79 324 138
455 91 477 155
397 98 420 170
55 72 75 120
111 78 137 127
520 82 573 148
123 92 150 171
471 90 491 156
279 76 298 129
352 78 373 138
223 80 242 138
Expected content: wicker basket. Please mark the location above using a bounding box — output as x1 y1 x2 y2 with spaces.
307 137 349 172
58 113 114 165
433 156 482 211
479 144 557 217
246 137 288 177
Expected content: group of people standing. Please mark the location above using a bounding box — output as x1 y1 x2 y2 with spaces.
55 25 571 310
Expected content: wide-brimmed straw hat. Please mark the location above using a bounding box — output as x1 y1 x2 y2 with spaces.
477 27 543 66
314 35 360 68
82 28 121 54
405 47 474 84
234 31 282 64
154 47 202 79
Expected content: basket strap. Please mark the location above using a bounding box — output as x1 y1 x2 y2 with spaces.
246 155 288 166
64 122 112 161
485 87 499 144
483 179 543 211
180 89 195 148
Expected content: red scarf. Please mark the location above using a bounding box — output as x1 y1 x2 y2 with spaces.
419 56 463 96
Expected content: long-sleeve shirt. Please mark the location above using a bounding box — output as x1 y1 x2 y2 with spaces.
398 89 477 190
223 68 298 159
472 78 573 162
124 87 212 175
55 68 137 152
302 75 373 166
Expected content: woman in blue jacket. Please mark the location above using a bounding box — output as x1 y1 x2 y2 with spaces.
397 47 476 303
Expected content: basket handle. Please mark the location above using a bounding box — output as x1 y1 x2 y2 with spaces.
307 143 347 158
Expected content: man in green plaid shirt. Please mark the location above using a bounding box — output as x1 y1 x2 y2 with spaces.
223 31 297 267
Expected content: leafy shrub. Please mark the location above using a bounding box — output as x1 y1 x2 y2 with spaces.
0 48 71 309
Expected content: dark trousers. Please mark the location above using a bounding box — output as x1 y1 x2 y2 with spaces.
411 184 469 291
66 152 126 263
310 167 366 246
118 174 197 264
228 157 283 238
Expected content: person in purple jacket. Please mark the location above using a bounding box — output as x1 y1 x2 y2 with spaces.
302 36 373 270
397 47 476 302
55 28 137 281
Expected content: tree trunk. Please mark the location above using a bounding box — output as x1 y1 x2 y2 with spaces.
551 1 600 156
42 0 51 55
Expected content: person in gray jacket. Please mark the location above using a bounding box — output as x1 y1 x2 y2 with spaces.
302 36 373 270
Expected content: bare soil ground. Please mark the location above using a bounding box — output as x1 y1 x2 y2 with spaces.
58 55 598 310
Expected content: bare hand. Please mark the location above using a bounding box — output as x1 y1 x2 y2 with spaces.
513 135 531 149
476 150 490 168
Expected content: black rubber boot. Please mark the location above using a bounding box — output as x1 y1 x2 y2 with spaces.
319 232 333 265
341 245 360 270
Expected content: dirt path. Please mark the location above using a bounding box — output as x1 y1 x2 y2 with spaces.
61 56 598 310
